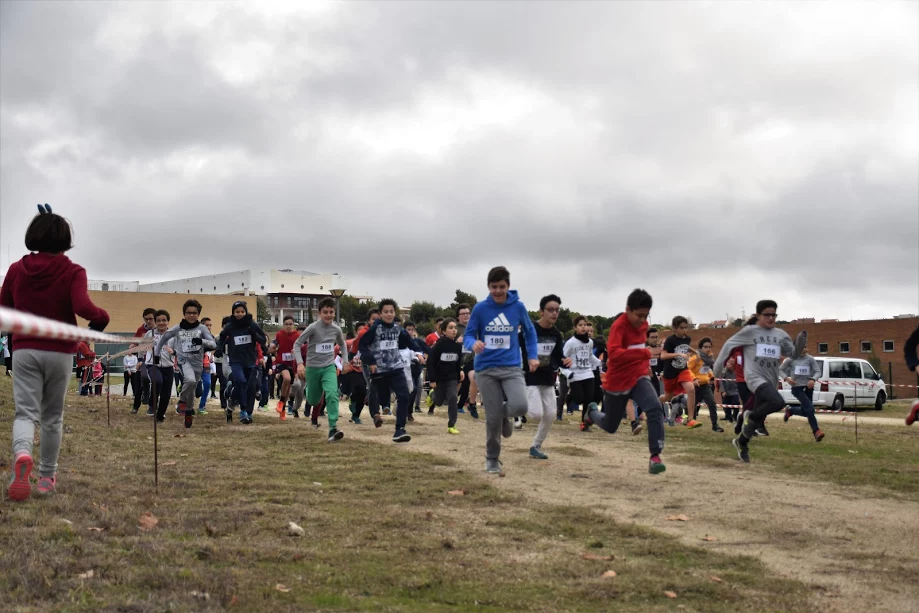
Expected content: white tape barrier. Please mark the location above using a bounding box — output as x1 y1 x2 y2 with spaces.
0 306 148 345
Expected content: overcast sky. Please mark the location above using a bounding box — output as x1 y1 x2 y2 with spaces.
1 1 917 324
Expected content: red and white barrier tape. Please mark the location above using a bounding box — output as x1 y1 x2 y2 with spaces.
715 377 917 389
0 306 147 345
713 403 857 416
104 343 153 361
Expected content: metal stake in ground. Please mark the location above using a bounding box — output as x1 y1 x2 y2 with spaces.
105 355 111 428
151 365 159 493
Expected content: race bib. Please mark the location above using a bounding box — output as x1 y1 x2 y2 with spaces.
628 343 645 350
650 358 658 366
794 365 809 376
537 342 556 356
484 335 510 350
441 353 458 362
281 352 294 362
234 335 252 346
755 344 780 359
316 343 334 354
736 355 743 366
575 347 591 369
379 340 398 351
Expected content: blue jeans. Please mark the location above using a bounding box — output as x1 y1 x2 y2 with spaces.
199 372 211 410
790 386 820 433
230 363 258 414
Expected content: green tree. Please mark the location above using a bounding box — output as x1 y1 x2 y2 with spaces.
448 289 478 314
339 295 361 333
256 297 270 323
731 318 744 327
410 300 438 324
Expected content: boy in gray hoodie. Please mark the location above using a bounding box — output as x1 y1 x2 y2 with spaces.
155 299 217 429
713 299 801 462
294 297 350 442
780 346 824 441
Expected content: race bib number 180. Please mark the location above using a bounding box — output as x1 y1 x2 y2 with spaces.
484 335 510 350
755 344 780 359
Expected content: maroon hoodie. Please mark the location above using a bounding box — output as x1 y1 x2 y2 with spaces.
0 253 109 355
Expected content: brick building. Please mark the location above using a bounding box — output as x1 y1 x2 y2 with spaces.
691 317 919 398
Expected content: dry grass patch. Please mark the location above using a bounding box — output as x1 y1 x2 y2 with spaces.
0 378 813 612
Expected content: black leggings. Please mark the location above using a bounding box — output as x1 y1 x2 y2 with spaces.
568 378 595 408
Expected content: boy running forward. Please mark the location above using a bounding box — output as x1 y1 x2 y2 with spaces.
563 316 603 432
713 300 800 463
455 304 480 418
462 267 539 474
905 325 919 426
274 316 300 417
661 316 701 429
155 300 217 428
358 299 415 443
144 310 176 422
583 289 667 474
294 298 351 442
427 318 465 434
521 294 569 460
780 344 824 441
215 301 267 424
688 338 723 432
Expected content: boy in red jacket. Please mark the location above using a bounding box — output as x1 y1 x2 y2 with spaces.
2 206 110 501
75 340 95 396
582 289 666 474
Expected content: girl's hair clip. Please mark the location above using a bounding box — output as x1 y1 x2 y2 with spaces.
36 203 53 215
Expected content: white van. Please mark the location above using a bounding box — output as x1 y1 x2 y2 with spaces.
778 356 887 411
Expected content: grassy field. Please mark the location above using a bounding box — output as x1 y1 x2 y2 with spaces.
665 411 919 501
0 377 817 612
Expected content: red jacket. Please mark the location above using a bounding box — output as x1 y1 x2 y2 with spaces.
602 316 652 393
0 253 109 355
275 329 300 367
76 341 95 367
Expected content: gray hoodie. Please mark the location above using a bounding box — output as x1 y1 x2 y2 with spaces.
143 329 176 366
713 325 798 391
155 322 216 371
293 320 348 368
780 355 820 387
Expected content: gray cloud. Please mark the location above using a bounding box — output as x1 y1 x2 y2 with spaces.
1 1 917 324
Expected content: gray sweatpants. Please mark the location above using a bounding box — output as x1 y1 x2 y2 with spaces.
178 360 201 409
477 367 528 461
11 349 73 477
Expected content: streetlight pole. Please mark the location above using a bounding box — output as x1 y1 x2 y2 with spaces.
329 289 346 326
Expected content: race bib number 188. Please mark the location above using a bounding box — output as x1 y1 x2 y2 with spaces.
755 344 780 359
484 335 510 350
316 343 334 354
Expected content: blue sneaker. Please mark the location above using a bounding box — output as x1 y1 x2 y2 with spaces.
351 417 363 425
457 406 466 414
392 429 411 443
529 446 548 460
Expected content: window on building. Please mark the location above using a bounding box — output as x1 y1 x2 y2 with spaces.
860 341 871 353
817 343 828 354
839 342 849 353
883 340 894 352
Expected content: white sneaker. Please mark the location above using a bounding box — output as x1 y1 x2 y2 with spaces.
514 417 523 430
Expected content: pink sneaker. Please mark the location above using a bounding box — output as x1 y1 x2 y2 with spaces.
906 401 919 426
674 416 684 425
7 453 33 501
36 475 57 496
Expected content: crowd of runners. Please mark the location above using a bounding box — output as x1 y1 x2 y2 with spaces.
3 208 919 502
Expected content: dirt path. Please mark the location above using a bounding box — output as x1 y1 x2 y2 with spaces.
348 412 919 613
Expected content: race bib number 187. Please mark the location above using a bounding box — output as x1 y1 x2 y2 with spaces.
755 344 780 359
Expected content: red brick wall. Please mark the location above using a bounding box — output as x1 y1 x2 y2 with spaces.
689 318 919 398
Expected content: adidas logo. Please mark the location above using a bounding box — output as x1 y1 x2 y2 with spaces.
485 313 515 333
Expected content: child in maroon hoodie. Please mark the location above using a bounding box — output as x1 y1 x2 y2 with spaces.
1 206 109 501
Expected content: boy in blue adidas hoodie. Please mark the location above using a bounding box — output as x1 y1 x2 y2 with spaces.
359 298 415 443
463 266 539 474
